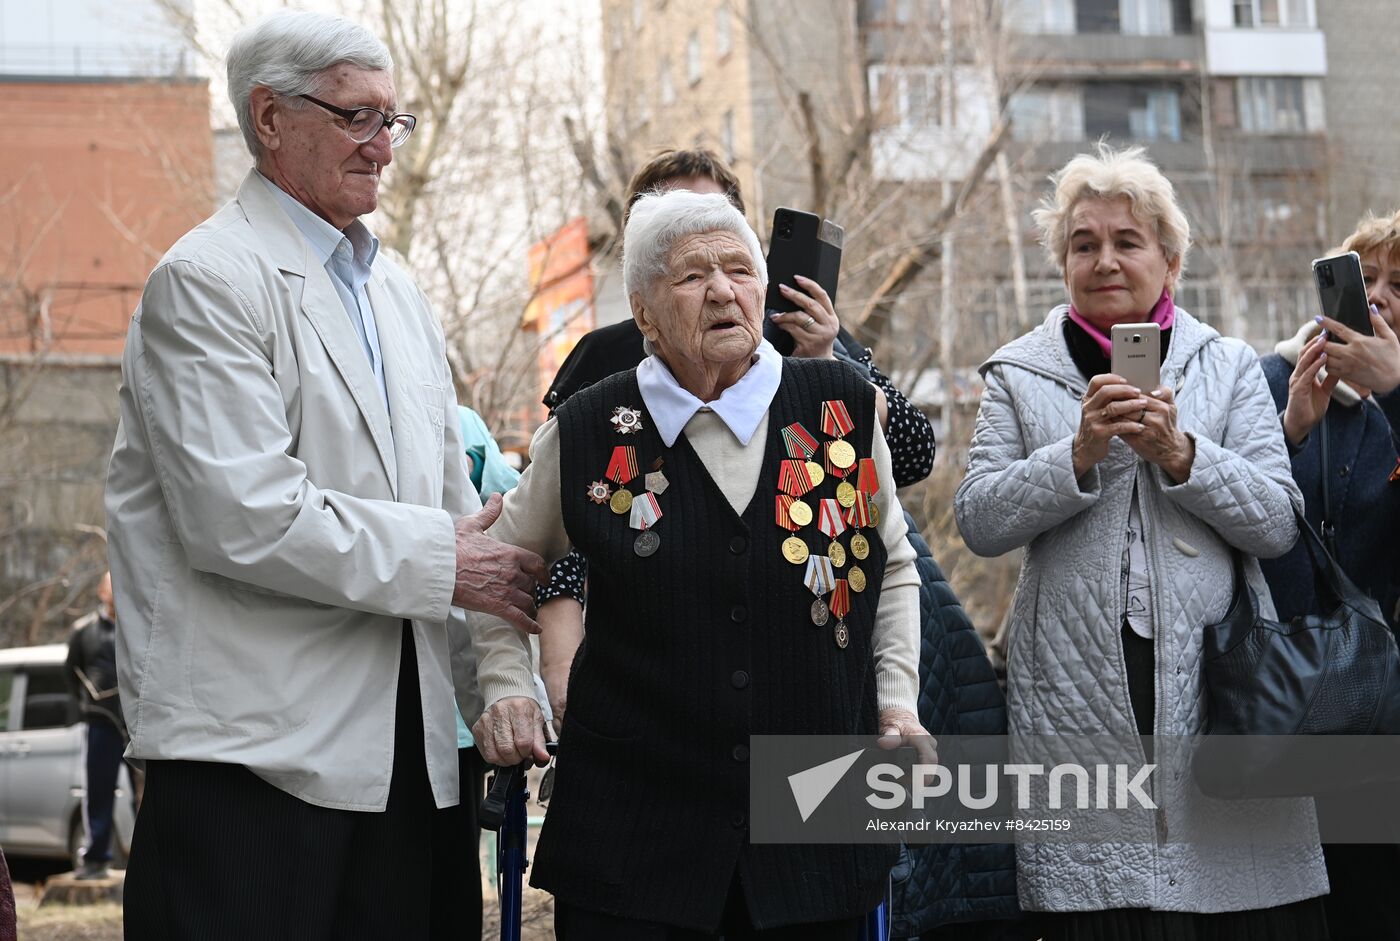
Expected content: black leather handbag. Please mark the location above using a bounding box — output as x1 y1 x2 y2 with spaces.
1196 418 1400 797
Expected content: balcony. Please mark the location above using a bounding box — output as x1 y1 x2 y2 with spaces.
1204 28 1326 77
1012 32 1201 78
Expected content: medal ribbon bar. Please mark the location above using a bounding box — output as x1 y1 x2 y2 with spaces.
606 445 639 485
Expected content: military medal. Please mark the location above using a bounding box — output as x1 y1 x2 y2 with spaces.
783 537 810 565
645 457 669 495
778 459 817 498
611 405 644 434
836 481 857 508
817 498 847 568
606 445 639 515
848 565 867 593
610 489 633 515
850 532 870 560
776 494 810 564
804 555 835 626
586 480 612 505
789 499 813 527
780 422 819 460
821 400 857 469
634 530 661 557
856 458 880 496
845 491 873 529
830 579 851 649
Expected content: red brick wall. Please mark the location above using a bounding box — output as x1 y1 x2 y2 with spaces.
0 78 213 358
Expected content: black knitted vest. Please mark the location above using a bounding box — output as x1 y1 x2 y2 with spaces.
530 358 895 931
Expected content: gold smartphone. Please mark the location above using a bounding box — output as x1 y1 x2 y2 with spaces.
1110 323 1161 392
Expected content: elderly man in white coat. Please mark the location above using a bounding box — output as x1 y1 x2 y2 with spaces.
104 11 546 940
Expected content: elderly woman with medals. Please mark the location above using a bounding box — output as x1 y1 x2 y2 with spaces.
468 189 929 940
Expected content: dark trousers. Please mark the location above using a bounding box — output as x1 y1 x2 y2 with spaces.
436 745 489 941
124 628 467 941
554 875 864 940
83 719 125 864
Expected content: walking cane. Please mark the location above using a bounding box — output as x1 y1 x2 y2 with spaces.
480 743 556 941
480 761 529 941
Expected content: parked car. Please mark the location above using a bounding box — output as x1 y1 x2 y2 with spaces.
0 644 134 867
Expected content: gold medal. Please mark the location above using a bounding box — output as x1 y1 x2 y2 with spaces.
610 488 633 515
836 481 857 508
782 536 810 565
850 532 870 560
870 501 881 526
829 540 847 568
829 439 856 469
789 499 814 528
848 565 867 593
805 461 826 489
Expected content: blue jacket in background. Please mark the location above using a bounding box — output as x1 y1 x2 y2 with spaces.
1258 353 1400 630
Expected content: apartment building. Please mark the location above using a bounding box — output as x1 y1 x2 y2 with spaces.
0 0 210 642
600 0 1367 362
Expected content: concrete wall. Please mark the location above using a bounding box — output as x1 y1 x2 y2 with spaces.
1318 0 1400 239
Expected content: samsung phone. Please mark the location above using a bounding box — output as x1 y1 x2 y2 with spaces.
1312 251 1373 338
1111 323 1162 392
764 208 843 313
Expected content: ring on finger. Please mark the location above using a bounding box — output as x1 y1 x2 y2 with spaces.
1101 407 1111 422
803 315 816 328
1138 409 1147 423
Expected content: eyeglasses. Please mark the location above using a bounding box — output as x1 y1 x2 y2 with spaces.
297 94 417 147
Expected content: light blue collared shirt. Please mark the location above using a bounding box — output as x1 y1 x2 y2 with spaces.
636 338 783 446
260 173 390 413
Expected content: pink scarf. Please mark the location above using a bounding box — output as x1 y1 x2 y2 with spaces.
1068 291 1175 358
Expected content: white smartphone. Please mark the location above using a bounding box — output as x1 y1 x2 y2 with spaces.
1110 323 1161 392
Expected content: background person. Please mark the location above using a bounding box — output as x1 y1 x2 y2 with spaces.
64 571 125 880
1259 207 1400 939
954 145 1327 939
471 190 931 938
104 12 546 940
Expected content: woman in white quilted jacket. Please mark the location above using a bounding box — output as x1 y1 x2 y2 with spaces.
954 144 1328 941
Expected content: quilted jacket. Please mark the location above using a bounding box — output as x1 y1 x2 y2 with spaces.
954 305 1328 915
891 514 1022 938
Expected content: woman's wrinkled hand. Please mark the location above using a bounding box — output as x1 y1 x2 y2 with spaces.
1072 374 1149 479
876 706 938 765
1282 331 1339 446
1124 385 1194 483
1318 307 1400 397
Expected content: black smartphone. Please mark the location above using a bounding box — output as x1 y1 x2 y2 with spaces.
1312 251 1373 338
764 207 843 313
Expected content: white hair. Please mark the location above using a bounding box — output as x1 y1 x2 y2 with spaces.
622 190 767 299
1032 143 1191 284
226 11 393 157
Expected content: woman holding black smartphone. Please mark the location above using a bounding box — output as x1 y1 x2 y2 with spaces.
1259 208 1400 939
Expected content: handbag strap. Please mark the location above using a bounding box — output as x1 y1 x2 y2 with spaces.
1319 414 1339 559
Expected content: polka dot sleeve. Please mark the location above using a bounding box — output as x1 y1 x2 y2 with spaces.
536 546 587 607
857 346 935 487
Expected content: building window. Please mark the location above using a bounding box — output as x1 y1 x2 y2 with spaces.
1236 77 1324 133
1005 0 1075 33
1083 83 1182 142
1008 85 1085 141
716 4 732 59
632 0 644 29
869 65 952 129
610 6 623 52
722 109 736 162
1119 0 1173 34
1075 0 1119 33
659 57 675 106
687 31 702 85
1234 0 1312 27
